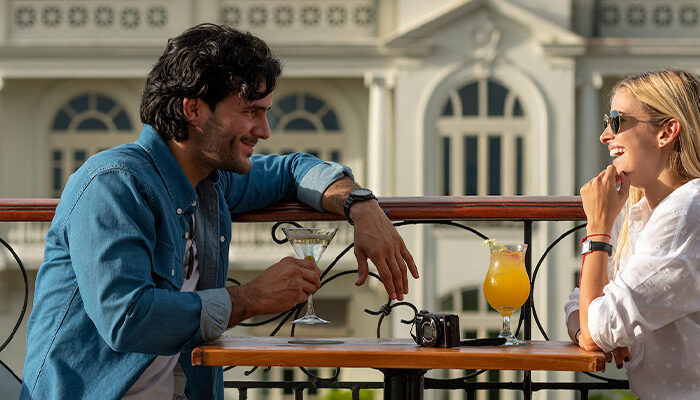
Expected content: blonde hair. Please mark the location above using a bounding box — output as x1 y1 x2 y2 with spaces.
611 69 700 272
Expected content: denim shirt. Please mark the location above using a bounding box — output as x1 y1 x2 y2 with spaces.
21 125 351 400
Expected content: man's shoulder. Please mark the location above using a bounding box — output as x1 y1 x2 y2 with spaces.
82 142 154 179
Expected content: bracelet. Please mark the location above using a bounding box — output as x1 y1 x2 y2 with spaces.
580 233 611 245
574 328 581 345
579 249 610 287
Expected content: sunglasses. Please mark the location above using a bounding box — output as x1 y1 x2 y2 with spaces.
602 110 622 134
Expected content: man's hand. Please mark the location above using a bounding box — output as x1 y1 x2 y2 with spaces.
226 257 321 327
350 199 419 301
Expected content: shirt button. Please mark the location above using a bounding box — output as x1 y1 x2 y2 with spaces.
171 268 175 276
191 200 197 207
184 232 190 239
220 235 226 243
176 208 183 215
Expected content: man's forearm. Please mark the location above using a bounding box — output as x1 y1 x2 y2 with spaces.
320 176 359 215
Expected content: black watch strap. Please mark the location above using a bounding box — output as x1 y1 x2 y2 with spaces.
581 240 613 256
343 188 376 225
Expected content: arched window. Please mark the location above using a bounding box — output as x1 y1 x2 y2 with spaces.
437 78 529 196
50 93 136 196
261 93 344 163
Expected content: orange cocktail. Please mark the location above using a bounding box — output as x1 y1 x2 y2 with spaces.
483 242 529 345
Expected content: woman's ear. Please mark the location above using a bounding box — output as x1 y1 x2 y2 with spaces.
658 118 681 148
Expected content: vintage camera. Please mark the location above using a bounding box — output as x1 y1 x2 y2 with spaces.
414 310 460 348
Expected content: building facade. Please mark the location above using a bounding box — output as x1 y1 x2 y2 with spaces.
2 0 697 399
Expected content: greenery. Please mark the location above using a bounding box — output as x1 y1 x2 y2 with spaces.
589 390 638 400
322 388 375 400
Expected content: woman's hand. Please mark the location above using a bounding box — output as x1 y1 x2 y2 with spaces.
580 165 630 234
604 346 631 369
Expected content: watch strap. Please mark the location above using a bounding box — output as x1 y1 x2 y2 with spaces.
343 188 376 225
581 240 613 256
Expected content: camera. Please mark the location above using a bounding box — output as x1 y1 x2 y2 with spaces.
414 310 460 348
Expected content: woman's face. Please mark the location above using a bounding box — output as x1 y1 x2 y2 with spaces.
600 88 666 187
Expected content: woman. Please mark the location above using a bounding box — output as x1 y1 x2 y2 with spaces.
565 69 700 399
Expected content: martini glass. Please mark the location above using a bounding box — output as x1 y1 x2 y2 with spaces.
281 227 337 325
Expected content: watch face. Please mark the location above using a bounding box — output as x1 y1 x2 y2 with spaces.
351 188 372 197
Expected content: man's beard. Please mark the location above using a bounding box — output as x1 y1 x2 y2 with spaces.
200 116 252 174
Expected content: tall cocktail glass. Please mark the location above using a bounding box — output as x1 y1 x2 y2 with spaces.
482 243 530 346
281 227 337 325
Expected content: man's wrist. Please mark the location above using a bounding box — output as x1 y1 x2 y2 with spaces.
348 198 380 224
226 286 256 327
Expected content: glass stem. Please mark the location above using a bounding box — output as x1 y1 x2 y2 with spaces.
501 313 512 336
306 294 316 315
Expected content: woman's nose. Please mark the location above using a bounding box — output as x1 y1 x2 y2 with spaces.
600 127 613 144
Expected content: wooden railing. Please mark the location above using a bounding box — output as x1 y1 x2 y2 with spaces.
0 197 630 400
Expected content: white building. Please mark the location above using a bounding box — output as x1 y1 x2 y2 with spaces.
2 0 696 399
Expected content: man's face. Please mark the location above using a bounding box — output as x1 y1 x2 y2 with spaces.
192 92 272 174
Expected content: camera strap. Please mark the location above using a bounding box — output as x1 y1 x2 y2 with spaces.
459 337 506 347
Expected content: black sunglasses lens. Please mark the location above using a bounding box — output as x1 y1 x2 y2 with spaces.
610 110 620 134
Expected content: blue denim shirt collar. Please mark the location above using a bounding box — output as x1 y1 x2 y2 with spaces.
136 125 199 214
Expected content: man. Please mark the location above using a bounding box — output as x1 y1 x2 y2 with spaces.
21 23 418 400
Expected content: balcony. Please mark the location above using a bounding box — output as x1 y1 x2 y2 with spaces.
0 197 630 399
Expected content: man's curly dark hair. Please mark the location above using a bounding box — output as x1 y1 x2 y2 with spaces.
140 23 282 141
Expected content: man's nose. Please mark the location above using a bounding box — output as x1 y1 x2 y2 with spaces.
253 117 271 140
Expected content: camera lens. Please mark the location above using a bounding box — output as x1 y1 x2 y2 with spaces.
419 319 439 347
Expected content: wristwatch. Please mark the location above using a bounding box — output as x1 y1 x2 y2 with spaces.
343 188 376 225
580 240 613 256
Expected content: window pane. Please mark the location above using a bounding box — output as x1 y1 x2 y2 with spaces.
307 149 319 158
464 136 478 195
284 117 316 131
513 97 524 117
487 80 508 116
441 136 450 195
458 83 478 116
516 136 524 195
73 150 87 172
488 369 501 400
68 95 90 113
52 109 71 131
303 94 324 114
488 136 501 195
113 110 132 131
461 288 478 311
267 110 280 131
320 110 340 131
76 118 108 131
96 95 116 114
330 150 341 163
439 293 454 311
463 329 477 339
441 99 453 116
52 150 63 194
278 95 297 113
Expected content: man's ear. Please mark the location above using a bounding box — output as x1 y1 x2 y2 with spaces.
659 118 681 148
183 98 203 128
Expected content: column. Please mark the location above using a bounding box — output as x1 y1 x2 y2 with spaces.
0 0 9 45
577 72 602 187
364 71 395 195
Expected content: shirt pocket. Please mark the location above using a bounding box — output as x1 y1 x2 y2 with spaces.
152 240 183 290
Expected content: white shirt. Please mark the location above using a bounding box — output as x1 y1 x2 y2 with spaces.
124 215 199 400
565 178 700 400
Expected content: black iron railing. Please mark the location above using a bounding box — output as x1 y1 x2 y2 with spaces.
0 197 630 400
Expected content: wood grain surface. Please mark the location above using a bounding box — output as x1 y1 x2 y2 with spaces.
191 336 605 372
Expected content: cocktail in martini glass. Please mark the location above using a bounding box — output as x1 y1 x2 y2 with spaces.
281 227 337 325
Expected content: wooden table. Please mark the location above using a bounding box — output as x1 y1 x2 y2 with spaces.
192 336 606 399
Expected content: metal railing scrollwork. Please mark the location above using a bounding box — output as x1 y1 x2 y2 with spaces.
0 197 630 400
